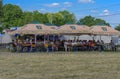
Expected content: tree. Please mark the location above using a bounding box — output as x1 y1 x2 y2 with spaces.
59 10 76 24
79 16 95 26
46 13 54 24
78 15 110 26
115 24 120 31
2 4 23 28
23 11 33 24
95 18 110 26
0 27 3 33
44 10 76 26
32 10 46 23
52 12 64 26
0 0 2 27
0 0 2 19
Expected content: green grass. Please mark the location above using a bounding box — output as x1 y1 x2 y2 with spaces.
0 51 120 79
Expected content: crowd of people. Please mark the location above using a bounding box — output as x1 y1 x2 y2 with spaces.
10 37 117 52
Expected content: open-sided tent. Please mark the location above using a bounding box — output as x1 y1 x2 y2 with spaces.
10 24 59 35
90 25 120 36
57 24 92 40
90 25 120 43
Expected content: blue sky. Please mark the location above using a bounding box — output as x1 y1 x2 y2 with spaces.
3 0 120 28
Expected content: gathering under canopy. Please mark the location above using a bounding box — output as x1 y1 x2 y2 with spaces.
9 24 120 37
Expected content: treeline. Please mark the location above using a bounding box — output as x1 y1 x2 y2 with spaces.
0 3 113 32
1 4 76 28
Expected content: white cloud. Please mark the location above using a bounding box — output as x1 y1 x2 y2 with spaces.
100 9 110 16
45 3 60 7
63 2 72 7
103 9 109 13
78 0 95 3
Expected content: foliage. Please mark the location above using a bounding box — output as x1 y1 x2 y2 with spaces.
95 18 110 26
115 24 120 31
0 3 113 32
2 4 23 28
0 0 2 19
0 26 3 33
78 15 110 26
45 10 76 26
0 0 2 18
59 10 76 24
22 11 33 24
1 3 76 29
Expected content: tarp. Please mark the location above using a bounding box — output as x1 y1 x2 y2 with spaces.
0 34 3 36
1 34 12 44
0 34 3 43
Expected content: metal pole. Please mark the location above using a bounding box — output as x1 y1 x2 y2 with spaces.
47 35 49 41
35 34 37 44
100 35 101 41
44 35 45 44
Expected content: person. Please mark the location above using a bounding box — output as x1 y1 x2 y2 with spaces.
99 40 104 52
64 40 69 52
110 40 116 51
11 40 17 52
71 40 78 51
17 38 23 52
44 41 49 52
96 40 100 51
25 38 31 52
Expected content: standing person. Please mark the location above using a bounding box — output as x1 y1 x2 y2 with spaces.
11 40 17 52
17 38 23 52
100 40 104 52
96 40 100 51
110 40 116 51
44 41 49 52
64 40 69 52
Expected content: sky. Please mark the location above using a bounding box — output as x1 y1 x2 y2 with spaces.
3 0 120 28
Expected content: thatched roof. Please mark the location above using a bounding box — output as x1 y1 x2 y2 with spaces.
58 24 92 35
10 24 59 35
90 25 120 36
9 24 120 36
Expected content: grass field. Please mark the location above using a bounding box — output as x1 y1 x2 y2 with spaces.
0 51 120 79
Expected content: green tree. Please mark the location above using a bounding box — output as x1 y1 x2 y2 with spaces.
45 11 76 26
115 24 120 31
0 0 3 28
59 10 76 24
95 18 110 26
0 0 2 19
52 12 64 26
45 12 64 25
78 16 95 26
46 13 54 24
78 15 110 26
23 11 33 24
0 26 3 33
33 10 49 24
2 4 23 28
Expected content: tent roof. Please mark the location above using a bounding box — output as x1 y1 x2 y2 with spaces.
9 24 120 36
90 25 120 35
10 24 59 35
58 24 91 34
